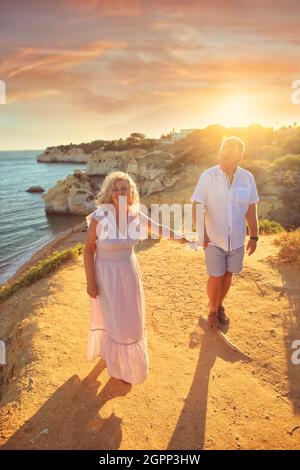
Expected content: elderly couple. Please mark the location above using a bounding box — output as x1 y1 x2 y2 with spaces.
84 136 259 385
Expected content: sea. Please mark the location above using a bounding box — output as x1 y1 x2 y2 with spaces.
0 150 87 285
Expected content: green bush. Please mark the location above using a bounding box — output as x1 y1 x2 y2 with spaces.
241 159 270 170
271 154 300 170
259 219 284 234
0 243 84 303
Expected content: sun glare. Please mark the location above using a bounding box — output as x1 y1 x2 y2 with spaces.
213 94 259 127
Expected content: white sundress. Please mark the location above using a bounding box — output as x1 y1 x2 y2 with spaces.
85 203 160 385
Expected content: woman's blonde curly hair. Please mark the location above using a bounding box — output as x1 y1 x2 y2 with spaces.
95 171 140 206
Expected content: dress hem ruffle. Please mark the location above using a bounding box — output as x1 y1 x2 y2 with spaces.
87 328 149 385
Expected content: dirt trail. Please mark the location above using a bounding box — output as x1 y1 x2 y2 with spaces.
0 234 299 449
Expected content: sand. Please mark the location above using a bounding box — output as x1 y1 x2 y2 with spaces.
0 229 299 450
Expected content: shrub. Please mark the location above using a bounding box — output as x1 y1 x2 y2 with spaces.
259 219 284 234
0 243 84 303
273 228 300 263
271 154 300 171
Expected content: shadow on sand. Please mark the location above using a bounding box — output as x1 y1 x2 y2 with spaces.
168 316 251 450
276 264 300 414
2 360 131 450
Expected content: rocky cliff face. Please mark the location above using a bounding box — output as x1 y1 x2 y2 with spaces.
250 166 300 229
37 147 91 163
41 149 300 228
42 149 195 215
87 148 185 195
42 170 102 214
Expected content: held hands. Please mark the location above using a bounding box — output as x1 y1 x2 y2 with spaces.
172 230 193 245
87 281 99 298
174 230 210 250
177 236 192 244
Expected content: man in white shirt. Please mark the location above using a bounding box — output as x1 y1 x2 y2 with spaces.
191 136 259 329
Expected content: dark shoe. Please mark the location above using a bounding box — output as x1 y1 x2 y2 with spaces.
218 305 230 324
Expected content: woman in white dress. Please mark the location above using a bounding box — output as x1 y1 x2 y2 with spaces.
83 171 188 385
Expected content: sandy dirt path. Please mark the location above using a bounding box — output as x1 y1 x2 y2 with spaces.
0 234 299 449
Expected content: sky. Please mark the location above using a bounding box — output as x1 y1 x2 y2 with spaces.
0 0 300 150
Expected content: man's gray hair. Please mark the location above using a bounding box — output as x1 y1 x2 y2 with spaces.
220 136 245 156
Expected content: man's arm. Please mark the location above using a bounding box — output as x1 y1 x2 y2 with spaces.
245 203 259 255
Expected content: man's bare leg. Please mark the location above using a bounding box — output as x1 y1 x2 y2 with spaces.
207 274 224 311
217 271 233 323
207 275 224 328
219 271 233 306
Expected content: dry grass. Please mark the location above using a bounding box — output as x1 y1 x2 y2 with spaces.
274 228 300 263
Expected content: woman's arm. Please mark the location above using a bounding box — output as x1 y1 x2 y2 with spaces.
83 218 99 298
139 211 189 243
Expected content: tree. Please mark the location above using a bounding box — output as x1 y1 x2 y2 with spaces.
129 132 145 140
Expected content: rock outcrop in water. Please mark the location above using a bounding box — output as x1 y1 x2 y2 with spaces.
26 186 45 193
42 170 100 214
37 147 91 163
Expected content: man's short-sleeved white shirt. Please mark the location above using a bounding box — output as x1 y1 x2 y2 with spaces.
191 164 259 251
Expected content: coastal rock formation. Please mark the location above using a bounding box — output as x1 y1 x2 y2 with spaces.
42 171 102 215
42 149 189 214
87 149 145 176
37 147 91 163
87 149 181 196
26 186 45 193
41 147 300 228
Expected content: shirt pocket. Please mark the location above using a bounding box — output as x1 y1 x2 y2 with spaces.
235 186 251 204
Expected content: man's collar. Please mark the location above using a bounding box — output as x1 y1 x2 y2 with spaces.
217 164 239 177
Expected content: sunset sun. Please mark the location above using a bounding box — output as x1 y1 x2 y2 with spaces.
214 93 259 127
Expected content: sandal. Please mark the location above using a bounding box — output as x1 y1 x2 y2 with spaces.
207 311 219 330
218 305 230 324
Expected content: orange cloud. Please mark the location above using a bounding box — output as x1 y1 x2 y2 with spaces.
0 41 127 79
63 0 142 16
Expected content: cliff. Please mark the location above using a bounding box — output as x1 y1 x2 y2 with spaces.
41 147 300 228
37 147 91 163
42 148 198 215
